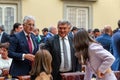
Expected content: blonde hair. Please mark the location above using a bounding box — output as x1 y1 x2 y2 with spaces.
30 49 52 76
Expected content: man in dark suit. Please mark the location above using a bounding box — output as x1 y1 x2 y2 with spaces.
8 16 39 77
45 20 81 80
0 25 10 43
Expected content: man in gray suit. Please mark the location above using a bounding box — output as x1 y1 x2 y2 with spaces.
45 20 80 80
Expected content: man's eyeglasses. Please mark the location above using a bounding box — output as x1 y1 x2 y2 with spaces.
25 24 35 27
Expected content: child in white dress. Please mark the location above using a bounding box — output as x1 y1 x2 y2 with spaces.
0 43 12 76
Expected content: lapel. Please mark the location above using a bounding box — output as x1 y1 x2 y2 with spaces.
20 31 30 52
31 33 37 54
17 31 38 54
55 35 74 60
68 36 73 52
1 32 4 42
54 35 61 57
68 36 74 61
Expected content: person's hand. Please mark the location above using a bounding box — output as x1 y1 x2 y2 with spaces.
24 54 35 62
97 70 104 78
2 69 9 76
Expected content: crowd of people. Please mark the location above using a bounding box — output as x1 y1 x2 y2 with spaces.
0 15 119 80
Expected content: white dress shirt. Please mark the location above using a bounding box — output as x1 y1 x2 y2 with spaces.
22 31 34 60
0 32 3 42
59 36 72 72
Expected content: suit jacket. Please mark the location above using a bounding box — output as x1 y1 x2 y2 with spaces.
8 31 38 77
68 32 74 38
96 34 111 52
111 30 120 71
1 32 10 43
84 43 116 80
45 35 80 80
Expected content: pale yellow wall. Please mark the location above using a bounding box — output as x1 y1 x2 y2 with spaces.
22 0 120 32
22 0 63 33
93 0 120 30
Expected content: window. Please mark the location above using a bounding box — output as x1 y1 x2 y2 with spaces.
0 0 21 34
0 4 16 34
64 3 92 30
0 7 2 25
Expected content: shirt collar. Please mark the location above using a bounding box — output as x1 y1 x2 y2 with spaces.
59 35 68 40
0 32 3 35
23 31 31 37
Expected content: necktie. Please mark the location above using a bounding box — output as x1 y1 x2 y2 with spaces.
62 38 69 69
27 35 32 53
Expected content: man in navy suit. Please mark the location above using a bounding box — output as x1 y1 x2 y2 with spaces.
8 16 38 77
45 20 81 80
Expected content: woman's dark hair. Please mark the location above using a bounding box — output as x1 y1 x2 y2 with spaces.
73 28 96 64
10 23 21 35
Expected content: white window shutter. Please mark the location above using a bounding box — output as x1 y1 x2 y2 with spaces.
66 7 76 26
77 8 88 29
0 7 2 25
0 4 17 34
66 6 89 30
5 7 15 34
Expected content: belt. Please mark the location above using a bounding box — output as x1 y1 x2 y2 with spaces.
59 70 72 73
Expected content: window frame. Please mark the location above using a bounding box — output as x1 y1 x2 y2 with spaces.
0 0 22 22
0 0 22 33
63 1 93 30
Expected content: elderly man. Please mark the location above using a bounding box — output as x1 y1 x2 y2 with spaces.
48 26 58 35
8 16 39 77
45 20 81 80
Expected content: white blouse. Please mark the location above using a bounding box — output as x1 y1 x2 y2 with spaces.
0 58 12 69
